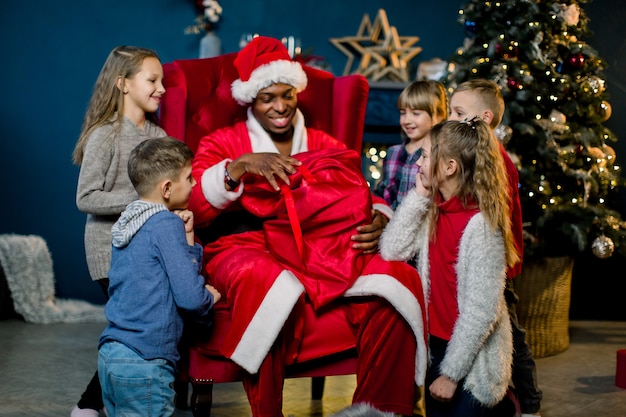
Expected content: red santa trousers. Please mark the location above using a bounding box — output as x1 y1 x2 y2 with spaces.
202 149 427 416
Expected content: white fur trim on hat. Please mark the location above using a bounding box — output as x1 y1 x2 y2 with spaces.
231 60 308 105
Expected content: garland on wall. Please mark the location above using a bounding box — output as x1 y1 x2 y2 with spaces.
184 0 222 34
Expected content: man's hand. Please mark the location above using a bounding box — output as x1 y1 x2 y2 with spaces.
351 209 388 254
229 153 302 191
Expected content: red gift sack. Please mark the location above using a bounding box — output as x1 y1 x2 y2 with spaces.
240 148 374 309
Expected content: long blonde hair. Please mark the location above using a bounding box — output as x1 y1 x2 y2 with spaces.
428 119 519 268
72 46 161 165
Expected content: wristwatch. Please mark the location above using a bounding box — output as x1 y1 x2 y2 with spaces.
224 167 240 190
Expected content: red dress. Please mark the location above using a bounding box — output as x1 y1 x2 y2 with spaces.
190 121 427 417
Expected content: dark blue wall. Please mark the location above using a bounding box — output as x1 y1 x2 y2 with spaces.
0 0 461 305
1 1 624 319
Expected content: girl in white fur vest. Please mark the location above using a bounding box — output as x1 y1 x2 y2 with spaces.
380 118 519 417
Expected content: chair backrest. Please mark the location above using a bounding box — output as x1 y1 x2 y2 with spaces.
159 52 369 153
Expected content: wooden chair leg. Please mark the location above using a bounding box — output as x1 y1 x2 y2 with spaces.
174 380 189 409
311 376 325 400
190 381 214 417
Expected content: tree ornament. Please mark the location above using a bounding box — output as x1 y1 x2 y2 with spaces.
603 145 616 166
598 100 612 122
558 145 578 164
536 109 569 135
507 77 522 90
568 53 585 69
588 147 608 168
549 109 567 125
581 76 606 95
556 3 581 26
464 20 478 37
530 31 546 62
556 60 565 73
494 42 519 59
494 124 513 145
492 63 508 86
505 43 519 59
591 235 614 259
495 42 503 57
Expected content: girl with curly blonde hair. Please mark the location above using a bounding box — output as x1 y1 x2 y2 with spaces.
380 118 518 417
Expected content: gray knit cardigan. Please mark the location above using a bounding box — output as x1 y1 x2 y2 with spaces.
75 117 166 280
379 188 513 407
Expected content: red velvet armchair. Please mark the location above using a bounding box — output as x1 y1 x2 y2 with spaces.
160 52 370 416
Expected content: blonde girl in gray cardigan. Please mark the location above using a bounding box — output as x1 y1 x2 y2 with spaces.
380 118 519 417
70 46 166 417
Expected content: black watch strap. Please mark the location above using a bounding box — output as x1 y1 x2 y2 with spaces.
224 167 240 189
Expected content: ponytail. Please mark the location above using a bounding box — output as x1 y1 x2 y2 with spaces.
429 119 519 268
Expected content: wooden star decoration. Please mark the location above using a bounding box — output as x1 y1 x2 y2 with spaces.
329 9 423 83
329 12 378 76
370 25 423 82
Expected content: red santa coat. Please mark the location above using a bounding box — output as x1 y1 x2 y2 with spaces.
190 112 427 386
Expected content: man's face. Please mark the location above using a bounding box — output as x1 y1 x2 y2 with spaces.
251 83 298 139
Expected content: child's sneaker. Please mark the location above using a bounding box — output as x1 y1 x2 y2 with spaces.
70 405 99 417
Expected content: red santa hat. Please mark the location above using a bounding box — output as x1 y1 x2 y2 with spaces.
231 36 308 105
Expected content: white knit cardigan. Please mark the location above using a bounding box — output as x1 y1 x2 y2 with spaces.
379 189 513 407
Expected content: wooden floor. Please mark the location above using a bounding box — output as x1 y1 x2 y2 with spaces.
0 319 625 417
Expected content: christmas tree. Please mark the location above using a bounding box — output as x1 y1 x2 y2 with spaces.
444 0 626 259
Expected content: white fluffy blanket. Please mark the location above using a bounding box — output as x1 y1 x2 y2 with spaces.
0 234 106 324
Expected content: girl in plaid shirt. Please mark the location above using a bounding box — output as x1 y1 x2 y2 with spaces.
375 80 448 209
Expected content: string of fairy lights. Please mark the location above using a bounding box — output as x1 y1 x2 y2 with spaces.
363 144 388 189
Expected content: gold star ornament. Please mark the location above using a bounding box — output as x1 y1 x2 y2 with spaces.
329 9 422 82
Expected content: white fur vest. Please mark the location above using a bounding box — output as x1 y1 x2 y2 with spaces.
379 189 512 407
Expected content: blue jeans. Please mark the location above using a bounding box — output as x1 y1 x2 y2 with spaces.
98 341 176 417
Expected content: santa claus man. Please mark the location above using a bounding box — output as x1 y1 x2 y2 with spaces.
190 35 427 417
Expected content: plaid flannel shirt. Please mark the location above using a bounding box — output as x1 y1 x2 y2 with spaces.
374 143 422 210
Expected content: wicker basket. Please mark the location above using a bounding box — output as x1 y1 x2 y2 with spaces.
512 256 574 358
